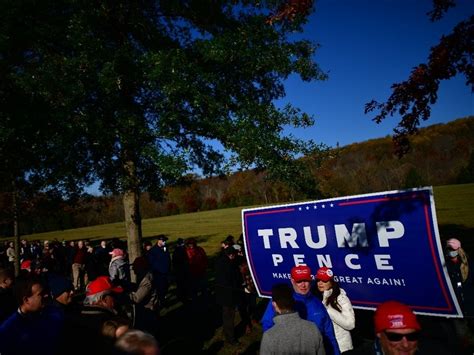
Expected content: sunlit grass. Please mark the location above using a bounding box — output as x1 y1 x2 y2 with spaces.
18 183 474 255
432 183 474 227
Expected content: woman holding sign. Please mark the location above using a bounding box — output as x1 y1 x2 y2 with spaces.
315 267 355 353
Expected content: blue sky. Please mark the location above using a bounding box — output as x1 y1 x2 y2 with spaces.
281 0 473 147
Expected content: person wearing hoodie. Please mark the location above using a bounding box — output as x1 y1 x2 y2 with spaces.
129 256 158 333
109 248 130 284
315 267 355 353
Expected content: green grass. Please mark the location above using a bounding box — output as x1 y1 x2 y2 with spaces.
18 183 474 255
21 206 245 255
431 183 474 227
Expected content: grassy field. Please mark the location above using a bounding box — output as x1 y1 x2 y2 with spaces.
13 183 474 354
21 204 245 255
21 183 474 253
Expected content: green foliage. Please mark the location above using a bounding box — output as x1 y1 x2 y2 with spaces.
0 1 330 254
457 150 474 184
404 167 425 188
0 0 326 209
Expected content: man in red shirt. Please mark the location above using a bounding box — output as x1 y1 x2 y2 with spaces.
72 240 87 291
185 238 208 304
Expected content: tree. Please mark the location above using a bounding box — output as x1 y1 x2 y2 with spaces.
0 1 326 271
404 167 426 188
365 0 473 156
457 150 474 184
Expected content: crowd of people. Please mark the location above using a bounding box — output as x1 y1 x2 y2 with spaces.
0 235 472 354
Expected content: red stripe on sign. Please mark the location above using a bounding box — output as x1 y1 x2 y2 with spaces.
244 207 295 295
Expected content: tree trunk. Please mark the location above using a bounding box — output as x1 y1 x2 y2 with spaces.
123 160 142 282
12 189 20 277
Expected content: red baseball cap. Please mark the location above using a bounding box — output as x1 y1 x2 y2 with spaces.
374 301 421 333
291 265 312 282
21 260 32 270
109 248 124 257
316 267 334 282
86 276 123 296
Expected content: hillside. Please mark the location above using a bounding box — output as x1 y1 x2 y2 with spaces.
2 116 473 236
20 183 474 256
317 116 474 197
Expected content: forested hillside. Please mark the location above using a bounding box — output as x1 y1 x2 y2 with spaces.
1 116 473 235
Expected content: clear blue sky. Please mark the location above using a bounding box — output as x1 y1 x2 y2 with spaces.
281 0 474 147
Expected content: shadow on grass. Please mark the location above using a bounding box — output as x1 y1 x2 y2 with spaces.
154 251 270 354
156 289 268 355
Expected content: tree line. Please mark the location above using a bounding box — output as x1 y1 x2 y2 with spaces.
1 116 472 237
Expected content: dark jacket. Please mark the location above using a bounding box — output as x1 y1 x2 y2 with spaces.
215 253 242 306
446 257 474 316
0 308 63 355
172 245 190 279
186 246 208 278
148 245 171 274
66 305 118 355
95 246 111 276
0 287 16 325
73 247 87 265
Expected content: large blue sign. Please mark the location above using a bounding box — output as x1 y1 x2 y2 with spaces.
242 187 461 317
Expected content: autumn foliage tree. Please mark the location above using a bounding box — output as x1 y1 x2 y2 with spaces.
365 0 473 156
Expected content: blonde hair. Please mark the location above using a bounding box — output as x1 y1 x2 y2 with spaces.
458 247 469 282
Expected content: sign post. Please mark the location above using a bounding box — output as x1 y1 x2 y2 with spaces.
242 187 462 317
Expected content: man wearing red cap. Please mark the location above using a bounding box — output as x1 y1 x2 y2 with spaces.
76 276 124 332
374 301 421 355
261 265 340 355
66 276 126 354
349 300 421 355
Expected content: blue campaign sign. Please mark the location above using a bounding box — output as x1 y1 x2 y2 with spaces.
242 187 462 317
